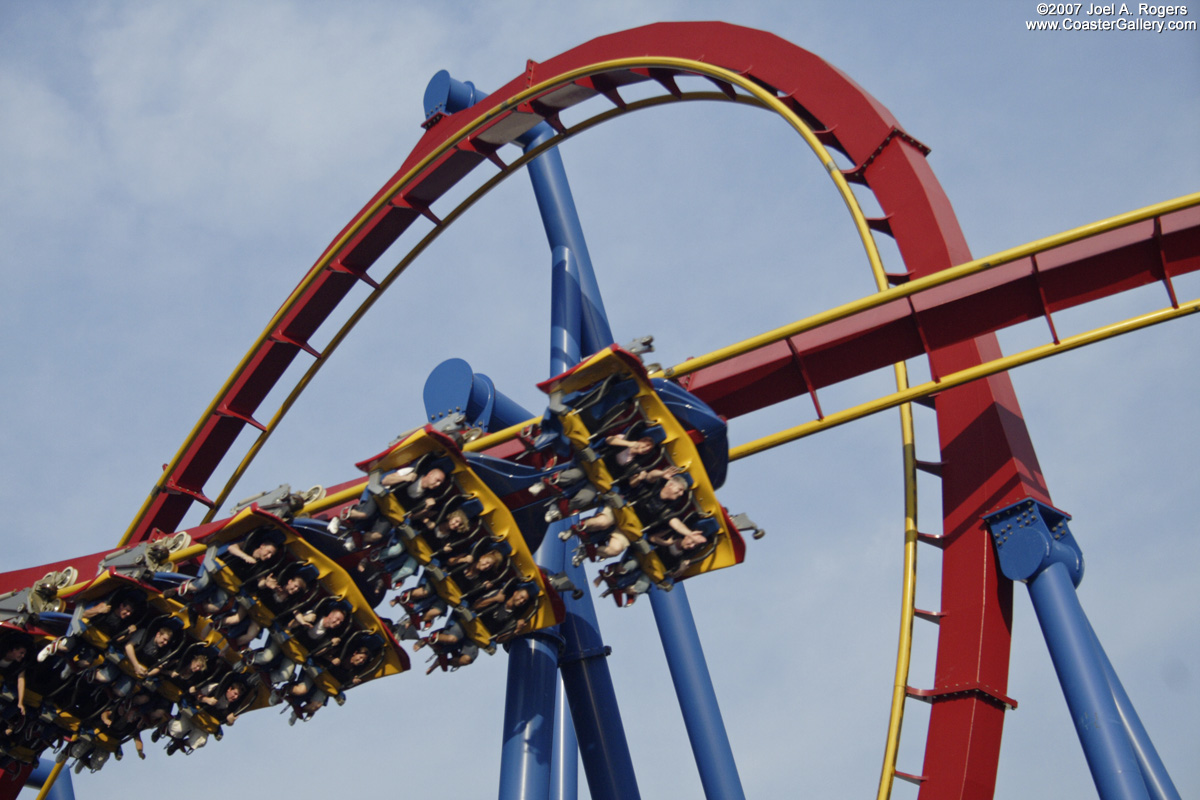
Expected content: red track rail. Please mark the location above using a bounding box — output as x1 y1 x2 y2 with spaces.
7 22 1199 798
681 204 1200 417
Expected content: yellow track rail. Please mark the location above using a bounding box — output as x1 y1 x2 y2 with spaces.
728 299 1199 460
183 56 889 526
662 190 1200 381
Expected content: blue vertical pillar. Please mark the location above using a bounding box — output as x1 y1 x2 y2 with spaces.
551 678 579 800
650 583 746 799
26 761 75 800
547 246 640 799
511 78 739 800
423 69 613 361
421 357 577 798
425 70 634 800
419 355 567 799
521 128 613 359
499 625 563 799
1027 562 1148 799
1086 618 1182 800
426 69 741 799
522 94 743 800
985 499 1174 800
550 246 584 377
554 540 639 800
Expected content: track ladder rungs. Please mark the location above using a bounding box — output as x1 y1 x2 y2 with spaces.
269 331 323 359
914 608 944 625
894 770 927 785
327 260 380 290
915 460 943 478
916 531 947 549
162 478 214 508
216 402 266 432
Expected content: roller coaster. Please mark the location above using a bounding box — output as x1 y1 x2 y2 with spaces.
2 21 1197 800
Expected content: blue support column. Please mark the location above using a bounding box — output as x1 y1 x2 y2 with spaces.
1086 617 1182 800
426 69 639 800
423 69 613 362
550 246 585 378
985 499 1174 800
1027 562 1148 799
650 583 746 800
550 678 580 800
554 545 640 800
522 93 745 800
26 761 75 800
521 128 613 358
507 78 739 800
425 73 569 800
547 245 639 799
425 69 741 800
420 357 573 800
499 627 563 800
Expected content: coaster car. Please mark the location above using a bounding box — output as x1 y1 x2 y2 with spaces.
538 345 745 585
198 508 410 682
356 427 564 650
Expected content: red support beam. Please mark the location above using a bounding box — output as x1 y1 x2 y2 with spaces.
681 204 1200 419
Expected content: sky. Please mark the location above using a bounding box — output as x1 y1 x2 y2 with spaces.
1 1 1197 798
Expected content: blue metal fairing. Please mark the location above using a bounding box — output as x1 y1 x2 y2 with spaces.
652 379 729 489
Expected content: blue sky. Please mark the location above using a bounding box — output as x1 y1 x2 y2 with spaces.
1 2 1197 798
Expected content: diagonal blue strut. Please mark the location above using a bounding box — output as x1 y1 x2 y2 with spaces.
423 70 744 800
